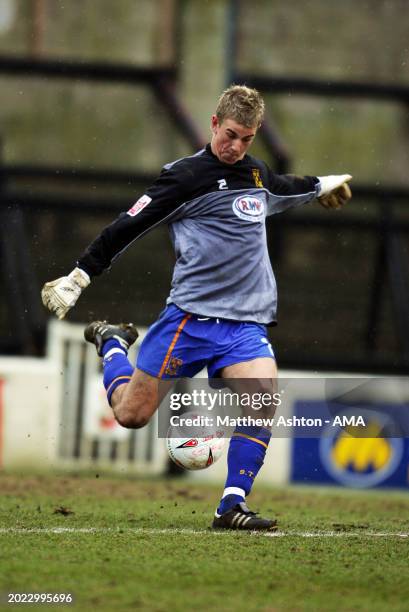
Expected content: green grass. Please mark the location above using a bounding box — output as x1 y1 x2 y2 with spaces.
0 473 409 611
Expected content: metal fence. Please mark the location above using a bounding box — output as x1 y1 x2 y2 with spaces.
0 54 408 372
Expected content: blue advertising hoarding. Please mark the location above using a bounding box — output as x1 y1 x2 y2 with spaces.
291 401 409 488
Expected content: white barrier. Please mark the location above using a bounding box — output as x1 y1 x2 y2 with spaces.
0 357 60 469
46 319 168 474
0 321 169 473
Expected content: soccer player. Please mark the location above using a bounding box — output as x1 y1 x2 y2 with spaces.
42 85 352 531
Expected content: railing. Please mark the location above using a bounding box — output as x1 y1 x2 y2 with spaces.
0 54 408 372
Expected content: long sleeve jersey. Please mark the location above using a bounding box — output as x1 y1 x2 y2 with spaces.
77 144 319 325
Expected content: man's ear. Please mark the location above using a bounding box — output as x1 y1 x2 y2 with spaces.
211 115 219 133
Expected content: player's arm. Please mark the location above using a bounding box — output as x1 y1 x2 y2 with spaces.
265 168 352 215
41 163 192 319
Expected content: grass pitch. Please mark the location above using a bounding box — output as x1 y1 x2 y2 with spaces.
0 473 409 611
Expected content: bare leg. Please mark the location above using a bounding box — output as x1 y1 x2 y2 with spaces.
111 368 173 429
221 356 277 381
221 357 278 419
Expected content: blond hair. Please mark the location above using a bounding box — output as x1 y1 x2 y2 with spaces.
215 85 265 128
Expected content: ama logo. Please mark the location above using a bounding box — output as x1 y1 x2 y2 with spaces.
232 195 264 222
319 408 404 488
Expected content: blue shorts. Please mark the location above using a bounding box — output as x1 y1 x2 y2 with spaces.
136 303 275 379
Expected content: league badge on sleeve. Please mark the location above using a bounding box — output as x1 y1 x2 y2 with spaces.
127 194 152 217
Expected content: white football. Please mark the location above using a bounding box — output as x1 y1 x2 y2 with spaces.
166 413 225 470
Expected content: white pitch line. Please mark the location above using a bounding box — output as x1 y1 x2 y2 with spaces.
0 527 408 538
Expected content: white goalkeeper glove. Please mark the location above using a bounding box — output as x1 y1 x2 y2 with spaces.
317 174 352 209
41 267 90 319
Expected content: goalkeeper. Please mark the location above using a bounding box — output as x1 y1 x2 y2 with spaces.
42 85 352 531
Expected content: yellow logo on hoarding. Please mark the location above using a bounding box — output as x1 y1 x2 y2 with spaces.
320 410 404 487
331 423 391 472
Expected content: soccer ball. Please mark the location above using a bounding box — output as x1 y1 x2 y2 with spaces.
166 413 225 470
166 434 225 470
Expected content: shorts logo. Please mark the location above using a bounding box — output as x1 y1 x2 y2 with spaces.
165 356 183 376
232 195 264 223
127 194 152 217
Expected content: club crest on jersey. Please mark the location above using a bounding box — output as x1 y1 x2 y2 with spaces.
252 168 263 188
232 195 264 222
127 194 152 217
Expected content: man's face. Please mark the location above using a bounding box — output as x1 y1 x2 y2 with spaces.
210 116 257 164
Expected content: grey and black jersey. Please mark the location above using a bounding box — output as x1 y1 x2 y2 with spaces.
77 144 319 325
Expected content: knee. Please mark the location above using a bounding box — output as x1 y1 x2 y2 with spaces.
114 404 150 429
255 382 278 418
256 379 276 396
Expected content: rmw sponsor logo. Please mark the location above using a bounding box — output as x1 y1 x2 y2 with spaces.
240 198 261 212
232 195 264 222
127 194 152 217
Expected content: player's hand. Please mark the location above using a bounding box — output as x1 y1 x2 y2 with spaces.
41 267 90 319
317 174 352 210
